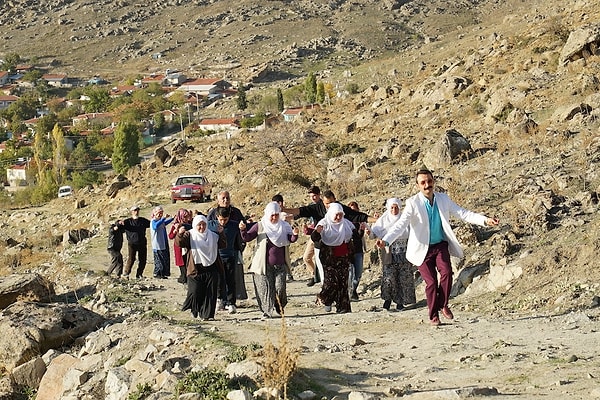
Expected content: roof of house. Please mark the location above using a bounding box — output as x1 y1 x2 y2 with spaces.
142 74 165 82
42 74 67 81
282 108 303 115
0 95 18 101
183 78 222 86
110 85 138 95
199 118 239 126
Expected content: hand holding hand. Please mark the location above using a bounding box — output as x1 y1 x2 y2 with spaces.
375 239 386 248
239 221 246 231
486 217 500 226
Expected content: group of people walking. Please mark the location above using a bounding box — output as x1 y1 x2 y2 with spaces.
107 168 499 326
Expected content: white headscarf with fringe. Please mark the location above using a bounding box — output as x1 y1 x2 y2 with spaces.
189 215 218 266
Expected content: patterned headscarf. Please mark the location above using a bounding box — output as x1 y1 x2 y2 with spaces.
175 208 191 225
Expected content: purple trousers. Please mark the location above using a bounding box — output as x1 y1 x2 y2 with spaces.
418 241 452 321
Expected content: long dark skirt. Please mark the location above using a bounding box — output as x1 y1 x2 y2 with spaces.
182 264 219 319
318 255 352 313
253 264 287 317
235 261 248 300
153 249 170 277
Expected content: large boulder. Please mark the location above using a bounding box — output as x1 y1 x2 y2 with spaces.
0 302 104 371
559 23 600 66
0 274 55 309
422 129 473 169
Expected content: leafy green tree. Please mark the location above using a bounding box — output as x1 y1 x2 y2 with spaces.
36 114 59 137
93 135 114 158
277 88 284 112
240 113 266 128
0 94 39 123
284 85 304 107
1 53 21 73
112 122 140 174
83 86 111 113
236 85 247 110
69 141 92 169
51 124 67 185
316 81 325 104
305 72 317 104
22 69 42 83
71 169 102 188
33 130 51 181
31 170 59 205
153 112 165 133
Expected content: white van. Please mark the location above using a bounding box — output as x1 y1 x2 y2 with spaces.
58 185 73 198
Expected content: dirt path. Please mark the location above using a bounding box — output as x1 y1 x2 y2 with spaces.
73 204 600 399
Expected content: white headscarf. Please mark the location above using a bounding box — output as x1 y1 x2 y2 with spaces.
261 201 293 248
316 202 354 246
189 215 218 266
371 198 402 238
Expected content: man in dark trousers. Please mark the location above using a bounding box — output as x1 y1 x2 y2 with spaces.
121 205 151 279
208 207 243 314
107 219 125 278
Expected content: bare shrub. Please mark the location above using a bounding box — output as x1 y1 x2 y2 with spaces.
260 306 300 399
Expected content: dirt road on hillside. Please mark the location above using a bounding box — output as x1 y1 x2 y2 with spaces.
74 203 600 399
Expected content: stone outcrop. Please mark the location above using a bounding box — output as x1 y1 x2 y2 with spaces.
0 274 55 309
0 302 104 371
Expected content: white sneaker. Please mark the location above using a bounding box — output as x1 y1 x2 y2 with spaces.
216 299 225 311
227 305 237 314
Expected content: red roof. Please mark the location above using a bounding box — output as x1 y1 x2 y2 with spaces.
199 118 238 125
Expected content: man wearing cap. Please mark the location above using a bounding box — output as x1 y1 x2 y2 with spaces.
121 205 151 279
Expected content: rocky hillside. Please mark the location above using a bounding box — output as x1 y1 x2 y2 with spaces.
2 0 505 82
1 0 600 398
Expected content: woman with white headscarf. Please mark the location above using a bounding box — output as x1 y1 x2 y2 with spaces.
311 202 356 314
367 198 415 310
176 214 226 319
239 202 299 319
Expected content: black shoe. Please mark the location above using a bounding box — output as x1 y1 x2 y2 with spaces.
396 303 404 311
306 278 315 287
351 290 359 301
383 300 392 310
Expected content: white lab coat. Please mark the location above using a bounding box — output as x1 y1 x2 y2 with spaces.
382 192 489 266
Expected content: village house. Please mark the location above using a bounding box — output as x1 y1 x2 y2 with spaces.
42 73 69 87
178 78 233 101
110 85 139 97
0 94 18 110
72 112 114 127
282 104 320 122
6 162 28 187
197 118 240 132
0 71 8 86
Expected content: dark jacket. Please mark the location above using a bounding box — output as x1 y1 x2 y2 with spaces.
207 219 243 259
107 223 124 250
122 217 151 245
297 200 369 223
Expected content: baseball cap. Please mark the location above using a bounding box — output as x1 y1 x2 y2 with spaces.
308 185 321 195
130 205 140 211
